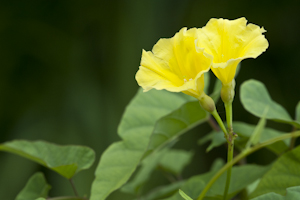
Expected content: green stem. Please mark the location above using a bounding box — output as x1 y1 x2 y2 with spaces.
223 139 234 200
196 130 300 200
223 102 234 200
208 116 221 132
224 102 233 131
211 110 228 139
69 179 79 197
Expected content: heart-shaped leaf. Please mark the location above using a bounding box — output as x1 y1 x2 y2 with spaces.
240 79 300 128
0 140 95 179
90 89 209 200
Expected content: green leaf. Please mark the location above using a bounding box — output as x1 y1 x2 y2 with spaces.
122 148 192 195
234 122 290 154
207 165 270 199
165 159 225 200
179 189 193 200
210 158 225 171
147 101 209 153
246 107 268 148
284 186 300 199
90 89 207 200
166 164 270 200
159 149 193 175
0 140 95 179
121 149 168 194
247 179 261 195
16 172 51 200
251 192 284 200
250 145 300 198
198 130 226 152
39 198 83 200
296 101 300 123
198 121 289 154
240 79 300 128
135 181 185 200
251 185 300 200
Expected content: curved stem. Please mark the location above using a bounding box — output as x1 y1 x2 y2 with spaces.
208 116 221 132
211 110 228 139
196 130 300 200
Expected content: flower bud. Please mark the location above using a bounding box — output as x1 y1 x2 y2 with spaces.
221 80 235 103
199 94 216 113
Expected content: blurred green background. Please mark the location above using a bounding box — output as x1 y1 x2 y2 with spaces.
0 0 300 199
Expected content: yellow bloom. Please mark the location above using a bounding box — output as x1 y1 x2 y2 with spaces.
135 28 213 100
196 17 269 85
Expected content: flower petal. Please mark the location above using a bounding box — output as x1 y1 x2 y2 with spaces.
136 27 213 99
211 59 241 84
136 66 179 92
197 17 268 84
136 50 183 91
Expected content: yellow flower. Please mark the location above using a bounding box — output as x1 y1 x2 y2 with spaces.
135 28 213 100
196 17 269 85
